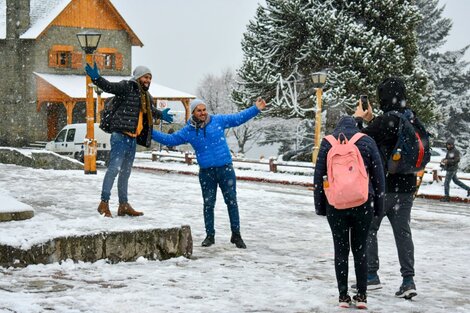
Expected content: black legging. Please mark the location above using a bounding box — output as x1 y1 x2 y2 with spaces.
327 198 373 296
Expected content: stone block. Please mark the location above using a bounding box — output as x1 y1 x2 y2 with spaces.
0 226 193 268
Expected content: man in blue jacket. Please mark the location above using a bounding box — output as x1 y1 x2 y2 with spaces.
152 97 266 248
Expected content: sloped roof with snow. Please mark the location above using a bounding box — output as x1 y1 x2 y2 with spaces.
34 72 196 99
0 0 70 39
21 0 70 39
1 0 140 42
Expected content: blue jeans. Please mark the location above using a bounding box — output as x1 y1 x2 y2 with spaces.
367 193 415 278
101 132 136 203
444 170 469 196
198 164 240 236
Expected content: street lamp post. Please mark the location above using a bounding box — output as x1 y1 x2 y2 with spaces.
311 71 327 164
77 31 101 174
89 83 103 123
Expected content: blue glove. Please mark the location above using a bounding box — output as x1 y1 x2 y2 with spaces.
85 62 100 80
161 108 173 123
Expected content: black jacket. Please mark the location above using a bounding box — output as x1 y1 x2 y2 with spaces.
443 146 461 172
357 111 417 193
314 116 385 216
92 76 163 147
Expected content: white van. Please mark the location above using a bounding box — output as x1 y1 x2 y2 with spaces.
45 123 111 163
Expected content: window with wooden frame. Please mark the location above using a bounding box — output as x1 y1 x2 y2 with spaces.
48 45 82 69
95 48 123 71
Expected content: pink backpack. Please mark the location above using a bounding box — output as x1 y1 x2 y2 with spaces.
323 133 369 209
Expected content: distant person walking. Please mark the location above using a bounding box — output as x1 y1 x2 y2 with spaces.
440 138 470 201
151 97 266 249
314 116 385 309
85 63 173 217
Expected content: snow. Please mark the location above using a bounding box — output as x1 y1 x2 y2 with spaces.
34 72 196 99
19 0 70 39
1 153 469 312
0 190 33 213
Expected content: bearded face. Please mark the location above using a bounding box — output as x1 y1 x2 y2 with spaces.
138 74 152 91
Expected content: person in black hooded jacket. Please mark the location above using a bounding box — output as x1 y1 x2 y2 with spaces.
314 116 385 308
440 137 470 201
353 77 419 300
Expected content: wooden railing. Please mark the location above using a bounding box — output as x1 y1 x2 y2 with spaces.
149 150 469 181
150 151 314 173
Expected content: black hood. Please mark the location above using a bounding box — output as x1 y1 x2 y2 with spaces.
377 77 407 112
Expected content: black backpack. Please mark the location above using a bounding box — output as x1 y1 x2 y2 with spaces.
385 110 431 174
99 97 116 133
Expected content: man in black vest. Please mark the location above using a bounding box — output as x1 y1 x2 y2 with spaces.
85 63 173 217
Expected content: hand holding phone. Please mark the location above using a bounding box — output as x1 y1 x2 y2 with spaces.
360 95 368 111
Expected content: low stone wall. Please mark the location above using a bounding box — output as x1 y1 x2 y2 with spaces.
0 225 193 268
0 148 83 170
0 210 34 222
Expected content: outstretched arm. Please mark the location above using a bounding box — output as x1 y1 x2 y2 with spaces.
222 97 266 128
151 129 187 147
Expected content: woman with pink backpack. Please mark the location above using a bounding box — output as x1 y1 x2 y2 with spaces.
313 115 385 309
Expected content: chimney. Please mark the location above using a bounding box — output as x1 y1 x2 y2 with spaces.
6 0 30 39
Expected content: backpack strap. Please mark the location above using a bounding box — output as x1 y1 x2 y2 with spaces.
324 135 338 147
348 132 365 145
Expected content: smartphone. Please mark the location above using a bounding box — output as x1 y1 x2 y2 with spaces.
360 95 368 111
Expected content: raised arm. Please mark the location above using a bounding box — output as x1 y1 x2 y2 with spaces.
151 128 187 147
85 62 131 96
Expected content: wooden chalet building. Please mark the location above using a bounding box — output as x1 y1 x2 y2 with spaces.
0 0 194 146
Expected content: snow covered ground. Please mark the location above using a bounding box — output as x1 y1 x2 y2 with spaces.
0 154 469 312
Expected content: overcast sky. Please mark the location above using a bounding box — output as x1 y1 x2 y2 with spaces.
111 0 470 95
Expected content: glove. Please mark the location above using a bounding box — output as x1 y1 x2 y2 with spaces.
85 62 100 80
161 108 173 123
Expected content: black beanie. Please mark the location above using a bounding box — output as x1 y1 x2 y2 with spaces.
446 138 455 145
377 77 407 112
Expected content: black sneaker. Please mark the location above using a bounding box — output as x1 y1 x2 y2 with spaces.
338 295 351 308
395 282 417 299
440 196 450 202
230 232 247 249
353 293 367 310
201 235 215 247
351 274 382 291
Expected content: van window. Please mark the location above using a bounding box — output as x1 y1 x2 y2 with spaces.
66 129 76 142
55 129 67 142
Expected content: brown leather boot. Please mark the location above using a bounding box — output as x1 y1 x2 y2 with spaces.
117 202 143 216
97 201 112 218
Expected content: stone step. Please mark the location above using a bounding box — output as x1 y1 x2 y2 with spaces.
0 210 34 222
0 225 193 268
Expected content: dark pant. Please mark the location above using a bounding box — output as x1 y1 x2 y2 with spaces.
367 192 415 279
444 170 470 196
327 198 373 296
101 132 136 203
198 164 240 236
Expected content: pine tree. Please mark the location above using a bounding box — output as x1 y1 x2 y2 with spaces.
234 0 436 135
416 0 470 160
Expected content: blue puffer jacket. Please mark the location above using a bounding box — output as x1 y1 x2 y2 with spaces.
152 105 260 168
313 116 385 216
